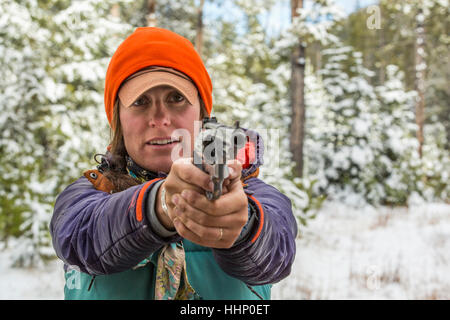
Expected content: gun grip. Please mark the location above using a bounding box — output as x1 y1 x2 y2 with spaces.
194 160 215 200
207 181 222 200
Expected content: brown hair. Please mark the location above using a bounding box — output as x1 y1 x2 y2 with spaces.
103 98 208 192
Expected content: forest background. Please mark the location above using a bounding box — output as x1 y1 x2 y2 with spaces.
0 0 448 279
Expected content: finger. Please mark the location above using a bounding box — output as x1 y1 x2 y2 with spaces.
173 217 228 248
172 217 203 244
174 213 222 241
161 179 203 217
202 162 215 176
171 193 245 229
179 188 248 217
172 158 214 192
173 195 220 227
220 184 230 195
226 159 243 181
164 177 204 198
219 176 234 195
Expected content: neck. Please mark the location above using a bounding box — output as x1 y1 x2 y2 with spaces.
125 155 167 182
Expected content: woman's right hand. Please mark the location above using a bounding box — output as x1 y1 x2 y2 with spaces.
155 158 217 230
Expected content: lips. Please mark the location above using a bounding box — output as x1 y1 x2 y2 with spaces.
146 136 181 146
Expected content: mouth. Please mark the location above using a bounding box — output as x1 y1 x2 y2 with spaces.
146 136 182 147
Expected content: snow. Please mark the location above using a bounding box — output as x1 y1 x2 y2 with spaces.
272 202 450 299
0 0 448 301
1 202 449 300
0 240 65 300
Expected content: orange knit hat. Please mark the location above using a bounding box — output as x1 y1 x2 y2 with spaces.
104 27 213 127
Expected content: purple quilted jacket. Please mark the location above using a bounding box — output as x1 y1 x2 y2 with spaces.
50 129 297 286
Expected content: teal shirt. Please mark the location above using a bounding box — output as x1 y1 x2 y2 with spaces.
64 240 270 300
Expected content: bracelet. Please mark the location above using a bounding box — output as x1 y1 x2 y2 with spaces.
161 187 169 216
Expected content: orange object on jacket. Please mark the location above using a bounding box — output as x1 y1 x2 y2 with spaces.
104 27 213 127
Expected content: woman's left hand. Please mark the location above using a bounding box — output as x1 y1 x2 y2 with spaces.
170 160 249 249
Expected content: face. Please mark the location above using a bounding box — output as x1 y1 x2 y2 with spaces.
119 85 201 173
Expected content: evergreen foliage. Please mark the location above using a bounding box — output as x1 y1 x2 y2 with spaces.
0 0 448 265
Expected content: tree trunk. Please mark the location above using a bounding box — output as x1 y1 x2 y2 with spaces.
414 7 426 158
290 0 306 177
378 28 386 85
146 0 157 27
195 0 205 57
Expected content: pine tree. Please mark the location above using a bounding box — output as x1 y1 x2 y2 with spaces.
307 45 386 206
306 43 449 205
0 0 133 266
206 0 334 225
374 65 420 205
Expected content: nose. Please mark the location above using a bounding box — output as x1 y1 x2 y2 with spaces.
148 98 171 128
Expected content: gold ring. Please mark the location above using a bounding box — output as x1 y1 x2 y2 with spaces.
218 228 223 241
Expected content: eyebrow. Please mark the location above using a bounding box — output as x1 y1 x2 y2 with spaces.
141 86 182 95
134 88 186 103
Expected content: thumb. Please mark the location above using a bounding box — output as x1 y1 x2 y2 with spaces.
226 159 243 181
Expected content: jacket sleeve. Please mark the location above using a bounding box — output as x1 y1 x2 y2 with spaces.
50 176 181 275
212 177 297 285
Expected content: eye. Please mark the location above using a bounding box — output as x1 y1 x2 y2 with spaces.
132 96 150 107
168 91 186 104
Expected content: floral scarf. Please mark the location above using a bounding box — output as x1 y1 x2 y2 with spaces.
126 156 200 300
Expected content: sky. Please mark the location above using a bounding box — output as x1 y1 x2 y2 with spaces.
262 0 380 37
338 0 379 13
204 0 379 38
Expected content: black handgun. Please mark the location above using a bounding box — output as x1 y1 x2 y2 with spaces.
193 117 247 200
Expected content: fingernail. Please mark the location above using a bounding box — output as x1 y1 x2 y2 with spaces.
174 217 183 228
209 181 214 191
181 190 189 199
172 194 179 205
228 167 234 176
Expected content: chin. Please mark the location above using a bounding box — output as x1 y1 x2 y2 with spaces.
141 158 172 174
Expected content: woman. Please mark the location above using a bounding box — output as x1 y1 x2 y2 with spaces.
50 27 297 300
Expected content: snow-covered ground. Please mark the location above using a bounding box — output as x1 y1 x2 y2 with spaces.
0 201 449 299
0 245 65 299
273 201 450 299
